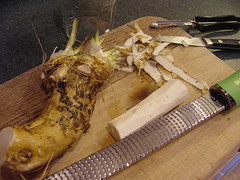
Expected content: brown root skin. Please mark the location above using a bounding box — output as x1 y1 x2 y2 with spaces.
0 52 113 172
0 18 115 174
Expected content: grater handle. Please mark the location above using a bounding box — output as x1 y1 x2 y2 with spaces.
210 70 240 109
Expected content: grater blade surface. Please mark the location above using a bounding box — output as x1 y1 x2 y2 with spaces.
45 93 225 180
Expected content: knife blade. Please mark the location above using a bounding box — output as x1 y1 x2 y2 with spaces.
155 35 240 50
150 15 240 32
45 70 240 180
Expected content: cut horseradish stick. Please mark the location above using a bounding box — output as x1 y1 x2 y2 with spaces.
108 79 189 140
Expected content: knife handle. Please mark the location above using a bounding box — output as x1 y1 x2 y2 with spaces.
208 39 240 50
195 22 240 32
210 69 240 109
195 15 240 22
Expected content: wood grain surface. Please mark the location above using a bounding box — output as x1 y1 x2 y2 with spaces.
0 16 240 179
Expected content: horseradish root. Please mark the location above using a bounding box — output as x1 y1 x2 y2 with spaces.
108 79 189 140
0 19 114 172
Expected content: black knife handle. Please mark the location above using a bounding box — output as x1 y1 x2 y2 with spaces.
195 15 240 22
195 22 240 32
208 39 240 50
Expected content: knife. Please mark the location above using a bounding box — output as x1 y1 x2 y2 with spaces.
45 70 240 180
150 15 240 32
155 35 240 50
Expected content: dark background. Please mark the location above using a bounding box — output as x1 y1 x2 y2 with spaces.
1 0 240 83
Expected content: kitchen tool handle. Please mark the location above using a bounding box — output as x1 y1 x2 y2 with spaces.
195 22 240 32
195 15 240 22
210 69 240 109
207 39 240 50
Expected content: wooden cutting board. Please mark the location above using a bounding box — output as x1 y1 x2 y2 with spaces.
1 16 240 179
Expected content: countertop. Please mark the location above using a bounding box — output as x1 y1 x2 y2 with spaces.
1 0 240 83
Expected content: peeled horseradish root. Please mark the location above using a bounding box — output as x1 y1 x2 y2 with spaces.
0 19 115 172
108 79 189 140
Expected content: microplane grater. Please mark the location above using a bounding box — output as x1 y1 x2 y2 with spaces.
45 69 240 180
44 93 225 180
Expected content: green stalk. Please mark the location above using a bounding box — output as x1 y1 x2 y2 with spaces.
65 18 78 52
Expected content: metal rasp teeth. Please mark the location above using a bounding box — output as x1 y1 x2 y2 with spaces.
45 93 225 180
